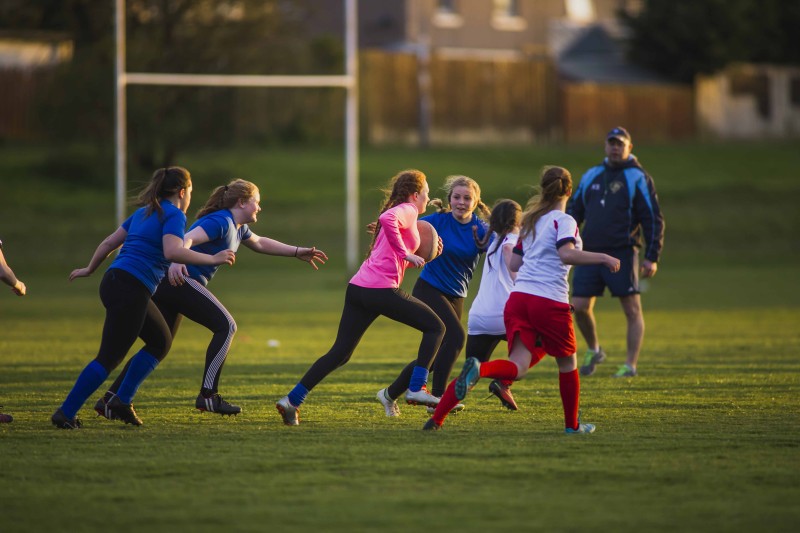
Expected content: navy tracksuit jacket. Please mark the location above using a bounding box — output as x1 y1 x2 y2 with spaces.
566 156 664 263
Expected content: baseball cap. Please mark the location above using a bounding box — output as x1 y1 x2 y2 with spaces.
606 127 631 143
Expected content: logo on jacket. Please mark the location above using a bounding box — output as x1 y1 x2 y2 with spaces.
609 181 623 194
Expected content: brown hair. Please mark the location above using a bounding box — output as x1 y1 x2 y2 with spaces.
429 175 491 221
136 166 192 218
474 199 522 269
368 169 427 256
196 179 259 219
519 166 573 243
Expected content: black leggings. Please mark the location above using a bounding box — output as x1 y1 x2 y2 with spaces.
107 276 237 395
95 269 172 373
465 334 506 363
298 283 444 392
386 278 465 398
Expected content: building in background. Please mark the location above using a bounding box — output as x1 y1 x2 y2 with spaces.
0 31 72 140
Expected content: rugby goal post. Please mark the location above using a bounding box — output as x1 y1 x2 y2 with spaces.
114 0 360 270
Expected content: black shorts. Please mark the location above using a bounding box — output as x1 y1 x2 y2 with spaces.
572 248 639 298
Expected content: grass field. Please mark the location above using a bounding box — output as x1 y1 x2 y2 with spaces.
1 142 799 532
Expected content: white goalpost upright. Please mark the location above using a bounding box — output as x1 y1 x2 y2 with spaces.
114 0 360 270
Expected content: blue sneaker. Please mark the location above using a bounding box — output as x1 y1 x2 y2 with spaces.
454 357 481 401
565 423 596 434
565 411 595 434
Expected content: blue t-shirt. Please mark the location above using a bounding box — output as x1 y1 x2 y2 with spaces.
419 211 488 298
109 200 187 293
186 209 253 286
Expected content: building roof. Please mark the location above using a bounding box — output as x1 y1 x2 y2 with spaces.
557 24 671 84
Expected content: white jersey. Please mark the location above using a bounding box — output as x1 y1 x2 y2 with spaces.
467 232 519 336
513 210 581 304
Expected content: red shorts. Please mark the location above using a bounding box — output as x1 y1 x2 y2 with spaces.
503 292 576 358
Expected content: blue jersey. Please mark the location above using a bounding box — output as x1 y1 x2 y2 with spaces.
419 211 488 298
109 200 187 293
186 209 253 286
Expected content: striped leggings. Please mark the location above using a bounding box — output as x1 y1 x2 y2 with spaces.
107 276 236 395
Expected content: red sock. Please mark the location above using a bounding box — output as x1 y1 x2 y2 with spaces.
479 359 518 381
559 369 580 430
432 380 459 425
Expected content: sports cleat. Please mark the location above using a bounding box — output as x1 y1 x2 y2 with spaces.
405 386 440 407
455 357 481 401
565 423 596 434
426 402 464 414
0 410 12 423
489 380 518 411
422 418 442 431
579 347 607 376
196 393 241 416
276 396 299 426
51 408 82 429
107 396 143 426
94 396 118 420
376 388 400 417
612 364 637 378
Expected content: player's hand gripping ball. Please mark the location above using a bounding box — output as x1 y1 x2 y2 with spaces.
415 220 441 262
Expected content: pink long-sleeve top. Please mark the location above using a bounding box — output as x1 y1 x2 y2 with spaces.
350 202 421 289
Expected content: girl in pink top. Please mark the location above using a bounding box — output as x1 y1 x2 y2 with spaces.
276 170 445 425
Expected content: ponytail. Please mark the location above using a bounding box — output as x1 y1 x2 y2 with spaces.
367 169 427 257
474 199 521 269
196 179 259 219
519 166 573 243
136 166 191 218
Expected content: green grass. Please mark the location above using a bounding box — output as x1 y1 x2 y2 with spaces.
1 142 799 532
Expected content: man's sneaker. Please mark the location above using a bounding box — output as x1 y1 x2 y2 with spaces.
51 408 82 429
455 357 481 401
94 396 118 420
196 393 241 416
276 396 299 426
422 418 442 431
426 402 464 414
488 380 518 411
612 364 637 378
107 396 143 426
376 388 400 417
565 423 596 434
405 386 440 407
0 412 13 423
579 347 607 376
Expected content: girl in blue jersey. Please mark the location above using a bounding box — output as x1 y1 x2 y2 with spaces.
94 179 327 418
377 175 490 416
51 167 235 429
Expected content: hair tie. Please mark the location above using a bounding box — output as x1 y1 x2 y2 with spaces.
224 185 229 192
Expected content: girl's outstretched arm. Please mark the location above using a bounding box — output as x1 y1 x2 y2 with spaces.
69 227 127 281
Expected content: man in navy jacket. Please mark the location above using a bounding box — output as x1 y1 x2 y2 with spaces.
567 127 664 378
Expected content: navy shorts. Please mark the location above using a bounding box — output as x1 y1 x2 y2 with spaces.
572 248 639 298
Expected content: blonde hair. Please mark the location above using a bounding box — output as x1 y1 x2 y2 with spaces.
136 166 191 218
368 169 427 256
196 179 259 219
429 175 491 221
519 166 573 243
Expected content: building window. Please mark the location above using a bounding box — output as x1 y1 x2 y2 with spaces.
434 0 463 28
492 0 527 31
565 0 596 23
437 0 457 14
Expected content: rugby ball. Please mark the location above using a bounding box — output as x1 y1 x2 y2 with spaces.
415 220 440 262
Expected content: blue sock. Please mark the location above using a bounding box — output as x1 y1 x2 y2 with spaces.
61 360 109 419
116 350 159 404
408 366 429 393
287 383 309 407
